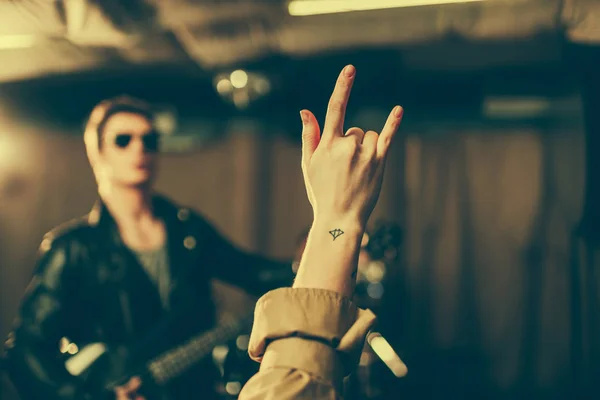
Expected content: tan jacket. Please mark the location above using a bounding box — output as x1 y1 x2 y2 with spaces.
239 288 377 400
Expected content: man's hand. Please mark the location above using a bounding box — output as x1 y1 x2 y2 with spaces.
294 65 403 296
114 376 145 400
300 64 403 229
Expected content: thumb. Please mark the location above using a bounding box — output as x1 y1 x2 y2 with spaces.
300 109 320 169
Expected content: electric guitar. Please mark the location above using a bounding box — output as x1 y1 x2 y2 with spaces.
64 311 254 399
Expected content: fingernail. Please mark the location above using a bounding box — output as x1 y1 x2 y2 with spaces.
393 106 403 118
344 65 355 77
300 110 308 125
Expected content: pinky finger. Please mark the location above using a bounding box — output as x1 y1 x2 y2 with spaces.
377 106 403 160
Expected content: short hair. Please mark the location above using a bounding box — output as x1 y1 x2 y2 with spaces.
83 95 154 149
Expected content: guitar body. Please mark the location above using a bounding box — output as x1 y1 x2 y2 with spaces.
63 313 254 399
66 342 168 399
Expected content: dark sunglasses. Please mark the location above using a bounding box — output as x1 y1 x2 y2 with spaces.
114 132 160 152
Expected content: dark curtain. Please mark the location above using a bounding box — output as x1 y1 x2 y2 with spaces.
377 125 587 399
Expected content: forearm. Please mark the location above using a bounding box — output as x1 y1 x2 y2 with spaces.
213 247 294 295
293 218 364 297
242 254 295 292
198 215 294 294
240 288 376 400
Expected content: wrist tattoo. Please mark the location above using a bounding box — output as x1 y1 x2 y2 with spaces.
329 229 344 241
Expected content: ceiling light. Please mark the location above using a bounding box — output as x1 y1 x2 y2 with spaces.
214 70 272 110
288 0 485 16
483 97 552 118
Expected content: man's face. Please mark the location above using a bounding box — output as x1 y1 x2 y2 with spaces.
98 112 159 188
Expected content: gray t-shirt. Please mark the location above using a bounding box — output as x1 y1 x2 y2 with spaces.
132 246 171 309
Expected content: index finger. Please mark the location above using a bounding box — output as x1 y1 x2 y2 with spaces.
322 65 356 141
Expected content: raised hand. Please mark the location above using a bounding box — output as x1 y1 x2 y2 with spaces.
294 65 403 296
300 64 403 230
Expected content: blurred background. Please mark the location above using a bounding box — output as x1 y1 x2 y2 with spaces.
1 0 600 399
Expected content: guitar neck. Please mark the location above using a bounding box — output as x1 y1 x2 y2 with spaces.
147 312 253 385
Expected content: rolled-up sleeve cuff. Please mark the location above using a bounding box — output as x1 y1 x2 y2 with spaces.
248 288 376 389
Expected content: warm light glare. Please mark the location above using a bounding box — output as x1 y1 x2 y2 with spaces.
233 91 250 109
64 343 107 376
0 35 36 50
212 345 229 364
216 78 233 95
484 97 552 118
154 109 177 135
365 261 386 283
211 345 229 376
254 77 272 95
368 332 408 377
230 70 249 89
288 0 486 16
214 71 272 108
236 334 250 351
59 337 70 354
67 343 79 355
225 381 242 395
367 282 384 299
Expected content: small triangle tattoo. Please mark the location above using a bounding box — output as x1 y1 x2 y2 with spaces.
329 229 344 241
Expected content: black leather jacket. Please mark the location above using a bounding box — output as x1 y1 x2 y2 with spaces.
3 195 294 400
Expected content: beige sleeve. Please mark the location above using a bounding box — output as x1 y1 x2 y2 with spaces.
239 288 376 400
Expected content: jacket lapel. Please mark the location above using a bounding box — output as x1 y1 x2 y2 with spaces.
87 198 164 335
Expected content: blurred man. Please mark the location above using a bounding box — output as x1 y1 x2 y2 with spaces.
3 96 294 400
240 64 403 399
